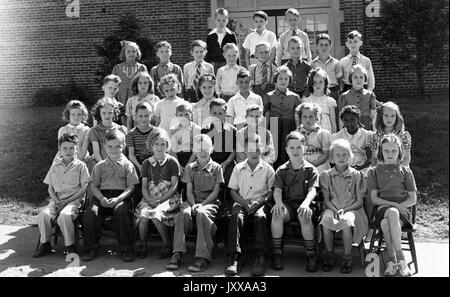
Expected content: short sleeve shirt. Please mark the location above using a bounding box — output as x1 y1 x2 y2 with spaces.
141 155 181 182
182 159 224 203
297 125 331 159
273 160 319 208
226 91 263 125
91 155 139 190
367 164 417 203
228 159 275 202
44 157 90 200
331 128 373 167
319 167 365 210
310 56 342 87
242 29 277 55
125 126 154 160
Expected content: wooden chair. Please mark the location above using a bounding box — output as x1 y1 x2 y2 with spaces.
368 204 418 274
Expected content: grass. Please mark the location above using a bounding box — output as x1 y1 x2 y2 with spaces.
0 97 448 242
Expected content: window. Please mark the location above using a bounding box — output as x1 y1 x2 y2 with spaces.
300 13 329 57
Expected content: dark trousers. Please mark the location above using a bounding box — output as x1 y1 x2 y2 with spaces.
252 84 275 99
82 190 134 252
226 204 270 255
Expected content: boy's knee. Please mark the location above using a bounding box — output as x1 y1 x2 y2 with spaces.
57 212 72 223
386 207 400 218
380 218 389 230
298 214 312 225
271 211 286 223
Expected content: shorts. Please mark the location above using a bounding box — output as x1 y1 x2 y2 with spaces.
283 201 321 226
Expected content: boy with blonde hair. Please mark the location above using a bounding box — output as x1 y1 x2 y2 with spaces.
216 43 245 101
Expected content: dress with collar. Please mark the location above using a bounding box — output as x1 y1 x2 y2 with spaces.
319 166 369 243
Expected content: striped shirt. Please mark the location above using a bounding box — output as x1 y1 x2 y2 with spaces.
125 126 154 161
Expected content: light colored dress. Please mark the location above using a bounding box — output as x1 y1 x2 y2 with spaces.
319 167 369 243
303 95 337 133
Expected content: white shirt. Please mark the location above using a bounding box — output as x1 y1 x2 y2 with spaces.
331 127 373 167
228 159 275 204
242 29 277 56
226 91 263 125
215 64 246 96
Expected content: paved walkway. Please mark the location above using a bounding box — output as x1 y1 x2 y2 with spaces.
0 225 447 277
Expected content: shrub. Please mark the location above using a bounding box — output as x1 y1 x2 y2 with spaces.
33 82 94 107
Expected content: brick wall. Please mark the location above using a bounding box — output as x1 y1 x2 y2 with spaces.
339 0 449 99
0 0 211 106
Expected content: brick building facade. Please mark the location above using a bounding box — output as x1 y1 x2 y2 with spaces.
0 0 447 106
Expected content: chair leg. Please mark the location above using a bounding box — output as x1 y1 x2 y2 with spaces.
35 233 41 251
369 229 377 254
407 232 418 274
359 241 366 268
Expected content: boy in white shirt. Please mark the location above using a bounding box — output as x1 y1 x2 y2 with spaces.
242 11 277 67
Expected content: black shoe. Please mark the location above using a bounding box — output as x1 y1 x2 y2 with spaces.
166 252 182 270
340 257 353 274
65 244 77 255
306 253 318 272
136 241 148 259
271 253 283 270
225 252 239 276
322 253 334 272
33 242 52 258
81 249 97 262
157 246 172 259
252 250 266 276
121 251 135 262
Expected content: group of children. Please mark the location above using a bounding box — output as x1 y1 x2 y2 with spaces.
33 7 417 277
